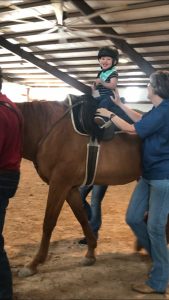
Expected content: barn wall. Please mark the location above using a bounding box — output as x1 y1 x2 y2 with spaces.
2 82 151 113
128 103 152 112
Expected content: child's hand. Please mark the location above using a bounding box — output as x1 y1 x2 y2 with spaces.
95 78 102 85
111 88 121 106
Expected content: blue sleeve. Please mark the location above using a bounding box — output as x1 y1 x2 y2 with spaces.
134 106 166 139
109 71 118 78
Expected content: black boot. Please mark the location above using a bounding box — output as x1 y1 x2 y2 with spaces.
78 232 98 246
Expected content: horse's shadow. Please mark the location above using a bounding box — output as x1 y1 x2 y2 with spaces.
12 239 165 300
11 237 151 274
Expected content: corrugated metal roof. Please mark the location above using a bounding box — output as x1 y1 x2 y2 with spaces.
0 0 168 91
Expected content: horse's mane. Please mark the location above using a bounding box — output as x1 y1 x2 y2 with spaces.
16 95 103 141
16 100 66 130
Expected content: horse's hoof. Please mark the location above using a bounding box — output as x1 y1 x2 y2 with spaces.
81 256 96 266
18 266 37 277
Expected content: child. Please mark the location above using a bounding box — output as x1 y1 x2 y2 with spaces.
93 46 119 127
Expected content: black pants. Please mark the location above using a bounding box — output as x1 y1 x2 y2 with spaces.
0 171 20 300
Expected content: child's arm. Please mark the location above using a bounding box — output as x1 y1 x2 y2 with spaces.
111 88 142 122
92 82 96 90
95 77 117 90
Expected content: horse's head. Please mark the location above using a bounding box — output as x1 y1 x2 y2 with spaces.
67 94 104 140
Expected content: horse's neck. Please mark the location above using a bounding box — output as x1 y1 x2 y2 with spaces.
16 101 64 162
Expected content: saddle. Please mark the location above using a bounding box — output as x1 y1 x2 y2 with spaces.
66 94 116 142
65 94 116 185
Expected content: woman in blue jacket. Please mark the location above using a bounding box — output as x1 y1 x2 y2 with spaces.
97 70 169 295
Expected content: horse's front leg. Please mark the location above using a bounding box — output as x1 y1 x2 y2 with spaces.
67 187 97 266
19 181 68 277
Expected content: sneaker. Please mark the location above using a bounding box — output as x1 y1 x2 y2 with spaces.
101 120 113 129
78 237 87 245
78 232 98 246
94 116 106 126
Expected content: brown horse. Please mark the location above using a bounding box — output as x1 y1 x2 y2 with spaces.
16 96 142 277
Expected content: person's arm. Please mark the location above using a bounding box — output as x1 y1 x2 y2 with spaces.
95 77 118 90
96 107 137 134
111 88 142 122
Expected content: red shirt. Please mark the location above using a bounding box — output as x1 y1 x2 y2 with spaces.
0 93 23 171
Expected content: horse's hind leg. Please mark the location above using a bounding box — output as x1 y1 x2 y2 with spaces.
67 187 97 266
19 182 68 277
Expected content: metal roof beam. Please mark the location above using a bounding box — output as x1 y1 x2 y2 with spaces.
71 0 155 76
0 36 92 94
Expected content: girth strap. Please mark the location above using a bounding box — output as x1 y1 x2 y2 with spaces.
82 138 100 186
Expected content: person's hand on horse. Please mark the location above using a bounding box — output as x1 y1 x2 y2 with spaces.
96 107 112 119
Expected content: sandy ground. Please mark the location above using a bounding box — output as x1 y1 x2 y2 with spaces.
4 159 169 300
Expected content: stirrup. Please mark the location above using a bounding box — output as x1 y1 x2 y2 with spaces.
100 120 112 129
94 116 106 126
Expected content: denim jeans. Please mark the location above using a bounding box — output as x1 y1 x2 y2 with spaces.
126 177 169 292
79 185 108 236
0 171 20 300
97 95 133 123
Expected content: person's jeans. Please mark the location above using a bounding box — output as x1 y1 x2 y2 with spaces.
0 171 20 300
126 177 169 292
79 185 108 236
79 185 93 221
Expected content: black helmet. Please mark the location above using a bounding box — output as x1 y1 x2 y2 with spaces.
98 47 119 66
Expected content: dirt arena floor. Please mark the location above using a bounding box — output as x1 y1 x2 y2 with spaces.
4 159 169 300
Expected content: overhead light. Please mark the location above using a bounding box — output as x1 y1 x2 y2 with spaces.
7 38 18 44
58 68 66 72
3 0 23 5
11 0 24 3
69 74 77 78
22 47 32 52
119 57 128 64
123 87 143 102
